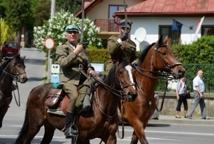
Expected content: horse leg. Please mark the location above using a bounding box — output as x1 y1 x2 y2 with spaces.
131 131 148 144
130 131 138 144
41 123 56 144
76 138 90 144
129 119 148 144
105 134 117 144
0 97 12 128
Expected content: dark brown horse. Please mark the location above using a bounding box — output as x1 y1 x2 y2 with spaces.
121 36 185 144
0 55 28 128
15 61 137 144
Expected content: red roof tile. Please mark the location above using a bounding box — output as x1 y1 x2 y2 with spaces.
115 0 214 16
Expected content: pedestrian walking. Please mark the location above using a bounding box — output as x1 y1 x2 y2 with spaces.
187 69 206 119
175 77 189 118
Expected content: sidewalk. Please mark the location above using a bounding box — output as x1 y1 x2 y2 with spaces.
150 115 214 125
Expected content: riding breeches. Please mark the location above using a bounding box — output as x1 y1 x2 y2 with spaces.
63 81 78 113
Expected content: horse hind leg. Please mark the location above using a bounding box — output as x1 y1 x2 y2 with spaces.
130 131 149 144
15 111 44 144
41 123 56 144
130 131 138 144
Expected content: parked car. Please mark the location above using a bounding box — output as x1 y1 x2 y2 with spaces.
2 41 20 58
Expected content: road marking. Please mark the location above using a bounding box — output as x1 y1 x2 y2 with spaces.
145 130 214 136
118 128 214 136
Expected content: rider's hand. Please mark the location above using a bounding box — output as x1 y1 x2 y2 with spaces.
74 44 84 55
121 32 129 41
88 69 96 77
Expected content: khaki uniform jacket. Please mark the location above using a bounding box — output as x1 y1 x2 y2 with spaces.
55 41 89 85
107 35 136 62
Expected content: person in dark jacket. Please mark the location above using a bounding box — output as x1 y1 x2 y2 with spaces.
104 19 136 75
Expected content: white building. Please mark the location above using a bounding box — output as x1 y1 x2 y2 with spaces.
115 0 214 51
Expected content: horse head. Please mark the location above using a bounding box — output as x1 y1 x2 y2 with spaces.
107 61 137 101
138 36 185 79
4 55 28 83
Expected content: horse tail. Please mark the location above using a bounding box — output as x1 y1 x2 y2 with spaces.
16 84 51 144
15 107 29 143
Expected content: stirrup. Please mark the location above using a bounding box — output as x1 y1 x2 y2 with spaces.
65 126 78 139
47 108 65 116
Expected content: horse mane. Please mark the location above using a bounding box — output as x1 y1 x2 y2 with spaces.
138 43 155 64
104 64 116 87
104 61 128 88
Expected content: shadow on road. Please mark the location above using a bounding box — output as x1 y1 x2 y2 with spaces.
0 138 66 144
27 77 46 82
25 59 45 65
147 123 170 127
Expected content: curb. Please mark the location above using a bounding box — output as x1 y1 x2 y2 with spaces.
149 115 214 125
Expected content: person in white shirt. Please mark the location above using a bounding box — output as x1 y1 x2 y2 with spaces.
187 69 206 119
175 77 188 118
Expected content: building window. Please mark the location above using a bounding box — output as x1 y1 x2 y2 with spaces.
202 26 214 35
108 5 124 19
159 25 181 44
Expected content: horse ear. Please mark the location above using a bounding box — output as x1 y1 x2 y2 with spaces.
157 35 164 46
163 36 171 46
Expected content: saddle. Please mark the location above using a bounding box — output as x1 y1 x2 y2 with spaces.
45 88 69 116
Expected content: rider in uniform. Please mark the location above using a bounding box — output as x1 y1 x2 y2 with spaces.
104 19 136 75
55 24 96 138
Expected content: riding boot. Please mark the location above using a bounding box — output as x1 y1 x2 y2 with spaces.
64 112 78 138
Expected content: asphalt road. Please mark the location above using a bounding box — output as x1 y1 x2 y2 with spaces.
0 48 214 144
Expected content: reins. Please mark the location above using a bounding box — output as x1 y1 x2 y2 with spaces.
12 80 21 107
80 70 126 99
0 58 24 107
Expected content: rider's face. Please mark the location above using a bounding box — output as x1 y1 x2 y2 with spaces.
65 31 80 44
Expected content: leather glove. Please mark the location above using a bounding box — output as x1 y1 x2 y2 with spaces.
87 68 97 77
121 32 129 41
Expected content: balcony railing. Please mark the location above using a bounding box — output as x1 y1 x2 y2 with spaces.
94 19 119 32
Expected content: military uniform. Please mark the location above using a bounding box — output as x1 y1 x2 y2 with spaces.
104 35 136 75
104 19 137 75
56 41 92 113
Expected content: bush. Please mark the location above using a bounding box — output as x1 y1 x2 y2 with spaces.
33 10 102 56
172 36 214 64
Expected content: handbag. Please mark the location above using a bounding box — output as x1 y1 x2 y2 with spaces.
186 91 191 98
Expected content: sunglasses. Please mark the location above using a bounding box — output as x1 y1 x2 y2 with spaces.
67 31 79 34
121 27 130 31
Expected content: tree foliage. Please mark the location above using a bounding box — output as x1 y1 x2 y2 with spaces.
33 0 50 26
3 0 33 32
33 10 102 55
172 36 214 64
0 18 16 46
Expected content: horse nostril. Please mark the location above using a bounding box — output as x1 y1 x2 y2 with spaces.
22 77 28 83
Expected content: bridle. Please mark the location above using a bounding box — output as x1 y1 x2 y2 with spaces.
132 44 182 80
154 44 182 72
0 59 26 82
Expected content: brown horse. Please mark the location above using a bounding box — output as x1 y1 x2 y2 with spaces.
0 55 28 128
121 36 185 144
15 61 137 144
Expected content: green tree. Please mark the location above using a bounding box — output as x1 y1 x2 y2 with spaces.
172 36 214 64
56 0 81 13
0 18 16 46
33 0 50 26
33 10 102 55
4 0 34 40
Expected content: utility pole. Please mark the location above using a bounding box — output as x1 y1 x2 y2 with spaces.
47 0 55 82
50 0 56 18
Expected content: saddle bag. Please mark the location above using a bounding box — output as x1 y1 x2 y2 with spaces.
45 88 65 109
